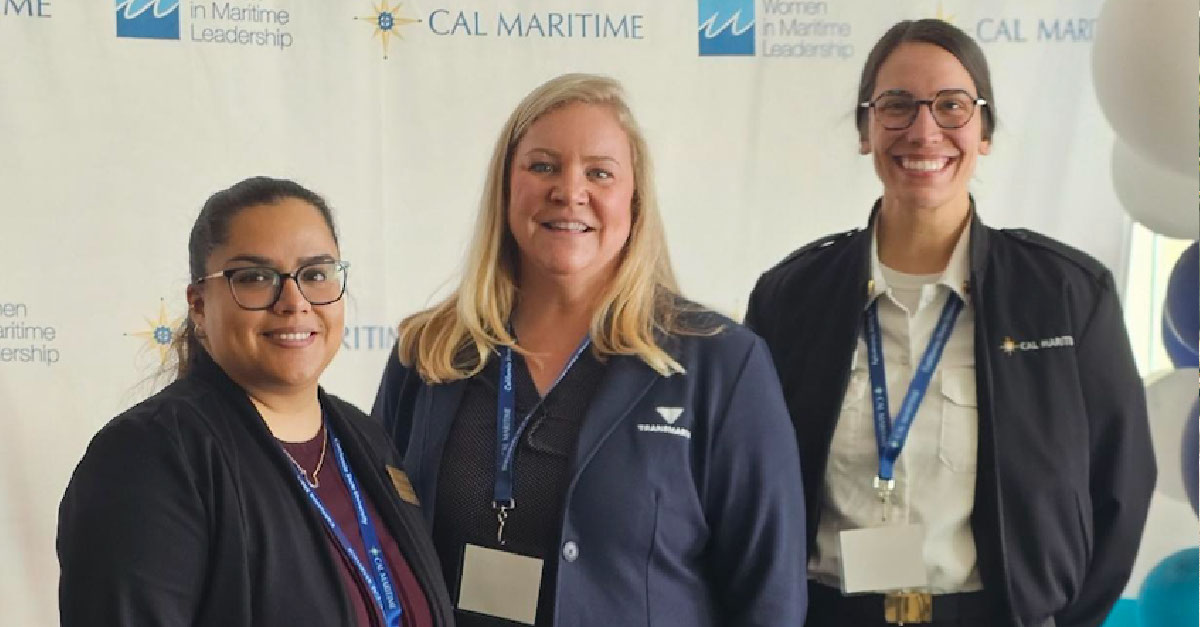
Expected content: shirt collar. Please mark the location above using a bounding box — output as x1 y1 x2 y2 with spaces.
867 218 972 307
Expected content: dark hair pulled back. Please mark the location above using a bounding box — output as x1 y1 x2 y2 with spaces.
173 176 337 378
856 19 997 142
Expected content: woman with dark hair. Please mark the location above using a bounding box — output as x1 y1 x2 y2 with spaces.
746 19 1154 627
58 176 454 627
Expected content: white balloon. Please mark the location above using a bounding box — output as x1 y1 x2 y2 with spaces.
1144 368 1198 503
1122 493 1200 596
1112 139 1199 240
1092 0 1199 179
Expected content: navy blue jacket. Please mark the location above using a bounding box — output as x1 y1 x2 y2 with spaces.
372 316 807 626
745 207 1154 627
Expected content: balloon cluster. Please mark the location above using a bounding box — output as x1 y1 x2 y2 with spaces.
1158 245 1199 524
1092 0 1198 240
1093 0 1198 512
1092 1 1197 624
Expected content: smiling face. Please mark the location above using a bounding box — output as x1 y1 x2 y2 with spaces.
862 42 990 214
188 197 344 397
507 102 635 292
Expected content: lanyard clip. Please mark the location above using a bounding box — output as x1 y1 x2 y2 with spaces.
873 476 896 521
493 500 515 545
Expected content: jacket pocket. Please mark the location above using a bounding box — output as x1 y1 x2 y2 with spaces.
1074 490 1094 567
937 366 978 473
1006 486 1089 617
646 491 713 627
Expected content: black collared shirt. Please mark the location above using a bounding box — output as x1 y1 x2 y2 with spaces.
432 349 605 627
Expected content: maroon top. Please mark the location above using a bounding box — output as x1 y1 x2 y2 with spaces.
281 426 433 627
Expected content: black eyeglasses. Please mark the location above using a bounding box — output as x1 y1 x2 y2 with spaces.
860 89 987 130
196 261 350 311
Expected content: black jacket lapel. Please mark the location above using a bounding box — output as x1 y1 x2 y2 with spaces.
569 354 659 482
414 379 468 524
325 396 456 626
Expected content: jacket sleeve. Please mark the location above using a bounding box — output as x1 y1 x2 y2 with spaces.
371 341 420 463
742 273 772 343
57 416 207 627
1055 271 1156 627
705 337 807 626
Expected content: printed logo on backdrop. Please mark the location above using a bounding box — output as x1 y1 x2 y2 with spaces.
115 0 295 49
697 0 854 60
116 0 179 39
342 325 398 351
123 304 388 365
127 299 182 365
359 3 646 56
0 301 61 367
698 0 754 56
357 1 420 59
974 15 1097 44
2 0 52 18
934 1 1098 44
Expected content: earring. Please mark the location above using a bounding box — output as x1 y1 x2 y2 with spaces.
194 325 207 340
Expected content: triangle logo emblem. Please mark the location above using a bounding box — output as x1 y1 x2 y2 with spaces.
656 406 684 425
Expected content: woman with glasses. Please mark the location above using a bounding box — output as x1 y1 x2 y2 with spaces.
372 74 805 626
58 177 454 627
746 19 1153 627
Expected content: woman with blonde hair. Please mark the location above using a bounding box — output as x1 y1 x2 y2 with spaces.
373 73 806 626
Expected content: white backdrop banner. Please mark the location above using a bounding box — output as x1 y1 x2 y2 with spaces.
0 0 1159 624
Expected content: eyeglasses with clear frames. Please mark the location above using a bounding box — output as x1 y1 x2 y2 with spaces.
196 260 350 311
860 89 987 131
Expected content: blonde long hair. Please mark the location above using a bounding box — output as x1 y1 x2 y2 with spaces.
398 73 708 383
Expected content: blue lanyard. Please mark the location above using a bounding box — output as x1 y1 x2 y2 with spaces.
493 336 590 542
290 429 404 627
864 292 963 483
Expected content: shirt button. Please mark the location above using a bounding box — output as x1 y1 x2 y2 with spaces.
562 540 579 562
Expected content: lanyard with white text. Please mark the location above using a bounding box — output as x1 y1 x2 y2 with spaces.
493 336 591 544
864 292 963 520
291 430 404 627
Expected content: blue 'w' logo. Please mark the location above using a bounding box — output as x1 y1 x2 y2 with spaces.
698 0 755 56
115 0 181 40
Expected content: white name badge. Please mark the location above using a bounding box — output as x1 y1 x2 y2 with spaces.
838 524 929 593
458 544 544 625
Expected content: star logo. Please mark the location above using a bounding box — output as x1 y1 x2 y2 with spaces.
1001 337 1016 355
127 299 182 364
934 1 955 23
356 1 421 59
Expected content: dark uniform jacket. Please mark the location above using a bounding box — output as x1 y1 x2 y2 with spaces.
744 205 1154 627
372 314 808 626
58 349 455 627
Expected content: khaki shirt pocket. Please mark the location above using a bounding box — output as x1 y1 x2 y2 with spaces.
829 368 877 463
937 366 979 473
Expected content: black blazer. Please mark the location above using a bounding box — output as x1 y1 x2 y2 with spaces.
57 350 455 626
745 204 1154 627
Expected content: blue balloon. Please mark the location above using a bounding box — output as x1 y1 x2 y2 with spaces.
1162 316 1197 368
1184 400 1198 516
1101 598 1141 627
1163 243 1198 368
1139 547 1199 627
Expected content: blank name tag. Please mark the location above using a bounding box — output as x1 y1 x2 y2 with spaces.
458 544 543 625
838 524 929 593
